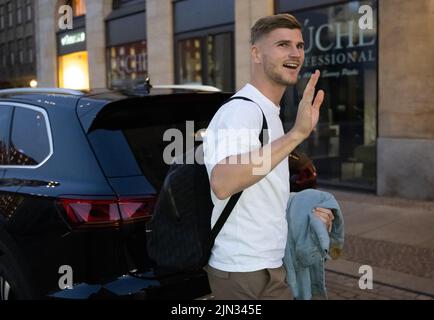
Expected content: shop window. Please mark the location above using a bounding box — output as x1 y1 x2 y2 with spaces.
177 38 202 85
73 0 86 16
107 41 148 89
58 51 90 90
65 0 86 17
207 33 233 92
176 32 234 91
281 0 377 190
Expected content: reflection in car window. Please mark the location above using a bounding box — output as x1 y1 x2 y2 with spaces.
0 105 12 165
9 107 50 166
89 119 209 190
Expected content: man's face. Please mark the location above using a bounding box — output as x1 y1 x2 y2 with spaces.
253 28 305 86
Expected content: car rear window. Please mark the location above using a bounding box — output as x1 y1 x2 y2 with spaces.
86 94 229 189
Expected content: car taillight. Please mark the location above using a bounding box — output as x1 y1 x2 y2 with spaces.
118 197 156 221
61 199 120 225
60 196 157 228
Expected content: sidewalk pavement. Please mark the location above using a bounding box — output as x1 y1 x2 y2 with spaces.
320 188 434 300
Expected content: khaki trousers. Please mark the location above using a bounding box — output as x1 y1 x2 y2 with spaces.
205 264 293 300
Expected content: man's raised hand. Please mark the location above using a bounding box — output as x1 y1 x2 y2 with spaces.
292 69 325 140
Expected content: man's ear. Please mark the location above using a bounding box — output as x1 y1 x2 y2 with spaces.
251 45 262 64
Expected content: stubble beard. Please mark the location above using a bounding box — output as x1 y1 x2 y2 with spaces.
263 57 299 86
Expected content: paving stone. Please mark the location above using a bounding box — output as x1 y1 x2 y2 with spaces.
341 235 434 279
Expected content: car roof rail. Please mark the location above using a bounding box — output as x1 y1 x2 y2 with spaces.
0 88 85 97
151 84 222 92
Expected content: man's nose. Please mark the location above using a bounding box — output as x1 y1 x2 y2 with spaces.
288 44 301 58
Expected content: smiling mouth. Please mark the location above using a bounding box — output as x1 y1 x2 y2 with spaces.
283 63 299 69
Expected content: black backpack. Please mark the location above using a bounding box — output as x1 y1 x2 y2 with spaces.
145 97 268 271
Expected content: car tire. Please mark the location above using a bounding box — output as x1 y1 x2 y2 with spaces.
0 254 35 300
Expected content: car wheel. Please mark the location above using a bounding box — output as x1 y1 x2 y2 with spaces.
0 255 34 300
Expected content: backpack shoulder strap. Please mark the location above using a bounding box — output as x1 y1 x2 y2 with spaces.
223 96 268 145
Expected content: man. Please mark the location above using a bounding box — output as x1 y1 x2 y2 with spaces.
203 13 334 300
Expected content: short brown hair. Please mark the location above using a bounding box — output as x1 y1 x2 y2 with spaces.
250 14 302 44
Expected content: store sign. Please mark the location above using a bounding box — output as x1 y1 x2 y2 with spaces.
60 31 86 47
113 51 147 75
302 20 376 67
298 1 377 76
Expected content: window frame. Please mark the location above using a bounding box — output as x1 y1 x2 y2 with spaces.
8 40 15 65
0 6 5 30
16 0 23 25
0 102 54 169
6 1 13 28
25 0 32 22
0 44 5 67
26 36 33 64
18 39 24 64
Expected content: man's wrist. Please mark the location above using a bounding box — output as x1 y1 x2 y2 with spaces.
287 129 306 147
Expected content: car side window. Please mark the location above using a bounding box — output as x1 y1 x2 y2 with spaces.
9 107 51 166
0 105 12 165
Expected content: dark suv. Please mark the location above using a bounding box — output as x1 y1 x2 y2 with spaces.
0 86 230 300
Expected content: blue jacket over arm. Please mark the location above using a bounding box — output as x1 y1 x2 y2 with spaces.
283 189 345 300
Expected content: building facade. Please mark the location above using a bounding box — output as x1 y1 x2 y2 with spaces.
32 0 434 201
0 0 36 88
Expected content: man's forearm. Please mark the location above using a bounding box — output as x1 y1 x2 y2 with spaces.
210 129 305 200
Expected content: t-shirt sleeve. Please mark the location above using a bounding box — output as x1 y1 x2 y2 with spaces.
204 101 263 172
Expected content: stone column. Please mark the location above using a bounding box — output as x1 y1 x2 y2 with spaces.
146 0 173 85
378 0 434 200
235 0 274 90
86 0 112 89
35 0 57 87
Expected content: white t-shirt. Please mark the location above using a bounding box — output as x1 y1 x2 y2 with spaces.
203 83 290 272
